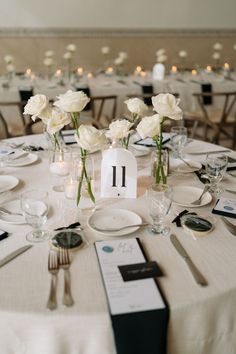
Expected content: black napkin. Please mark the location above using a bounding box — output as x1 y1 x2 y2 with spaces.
201 83 212 105
141 84 153 106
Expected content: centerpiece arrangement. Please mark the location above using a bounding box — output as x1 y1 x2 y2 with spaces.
137 93 183 184
24 90 107 205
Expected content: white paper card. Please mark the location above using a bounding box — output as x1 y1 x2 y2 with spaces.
100 148 137 198
214 197 236 215
95 238 165 315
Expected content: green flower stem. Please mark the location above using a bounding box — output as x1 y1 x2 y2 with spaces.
70 112 95 205
153 118 167 185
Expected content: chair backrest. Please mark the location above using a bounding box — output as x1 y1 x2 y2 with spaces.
19 88 34 102
75 87 91 111
0 111 11 138
85 95 117 128
0 101 26 128
193 92 236 125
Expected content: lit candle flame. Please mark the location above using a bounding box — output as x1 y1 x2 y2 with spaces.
223 62 230 70
171 65 178 73
55 69 62 77
105 67 113 74
206 65 212 72
25 68 32 76
136 66 142 73
87 72 93 78
140 70 146 77
191 69 197 76
77 67 83 75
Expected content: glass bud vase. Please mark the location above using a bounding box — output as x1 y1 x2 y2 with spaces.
72 153 95 208
151 149 169 185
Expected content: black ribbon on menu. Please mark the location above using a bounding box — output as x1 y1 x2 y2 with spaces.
95 238 169 354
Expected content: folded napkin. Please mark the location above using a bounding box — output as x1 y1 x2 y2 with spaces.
141 84 153 106
201 83 212 105
54 221 81 231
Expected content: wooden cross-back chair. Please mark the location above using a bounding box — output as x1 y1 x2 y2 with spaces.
185 92 236 148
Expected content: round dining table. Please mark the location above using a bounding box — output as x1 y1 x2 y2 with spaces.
0 134 236 354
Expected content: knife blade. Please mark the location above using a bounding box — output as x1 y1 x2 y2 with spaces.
0 245 32 268
187 149 230 155
170 234 207 286
221 217 236 236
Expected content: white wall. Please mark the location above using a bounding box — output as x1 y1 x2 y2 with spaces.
1 0 236 29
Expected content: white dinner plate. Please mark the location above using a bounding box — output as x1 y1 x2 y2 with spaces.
88 208 142 236
170 158 202 173
0 199 25 224
0 175 19 193
171 186 212 207
6 153 38 167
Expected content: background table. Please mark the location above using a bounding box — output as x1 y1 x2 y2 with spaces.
0 135 236 354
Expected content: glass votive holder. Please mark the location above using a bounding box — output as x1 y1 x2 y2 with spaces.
64 177 78 199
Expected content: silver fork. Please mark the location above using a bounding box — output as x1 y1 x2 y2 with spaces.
46 250 59 310
91 222 149 233
59 248 74 307
191 185 210 206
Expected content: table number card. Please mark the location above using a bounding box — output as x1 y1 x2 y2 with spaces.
212 197 236 219
100 148 137 198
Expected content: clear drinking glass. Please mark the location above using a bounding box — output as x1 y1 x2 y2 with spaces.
205 154 228 195
170 126 187 158
49 148 71 192
21 189 50 243
147 184 172 236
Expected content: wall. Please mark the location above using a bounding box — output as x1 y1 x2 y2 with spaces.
0 0 235 73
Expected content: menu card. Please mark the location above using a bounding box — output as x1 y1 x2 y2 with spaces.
95 238 168 354
212 197 236 219
95 238 165 315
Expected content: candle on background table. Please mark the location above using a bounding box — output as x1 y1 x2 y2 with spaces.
170 65 178 74
87 72 93 79
25 68 32 78
134 65 142 76
105 67 114 75
55 69 62 78
191 69 197 76
223 62 230 71
206 65 212 73
77 67 84 77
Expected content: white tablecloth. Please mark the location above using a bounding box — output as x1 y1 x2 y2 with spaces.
0 135 236 354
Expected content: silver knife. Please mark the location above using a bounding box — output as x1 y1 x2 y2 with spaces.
170 234 208 286
187 150 230 155
0 245 32 268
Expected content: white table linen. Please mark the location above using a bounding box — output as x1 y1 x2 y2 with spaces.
0 135 236 354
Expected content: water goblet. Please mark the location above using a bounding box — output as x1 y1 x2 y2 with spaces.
21 189 50 243
147 184 172 236
205 154 228 195
170 126 187 158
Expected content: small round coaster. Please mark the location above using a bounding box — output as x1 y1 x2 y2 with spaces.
51 230 84 250
181 214 214 237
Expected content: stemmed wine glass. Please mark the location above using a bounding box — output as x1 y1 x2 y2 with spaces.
21 189 50 243
147 184 172 236
205 154 228 195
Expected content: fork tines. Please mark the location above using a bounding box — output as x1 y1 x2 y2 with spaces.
59 247 70 266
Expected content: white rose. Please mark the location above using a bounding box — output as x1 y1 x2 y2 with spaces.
4 55 13 64
136 114 161 139
114 57 124 66
66 44 77 52
152 93 183 121
213 43 223 51
45 50 54 57
23 94 49 121
6 64 15 73
63 52 72 60
106 119 133 140
46 108 71 135
101 46 110 54
43 57 54 66
75 125 107 152
156 54 167 63
54 90 90 113
212 52 220 60
179 50 187 58
156 49 166 56
119 52 128 60
125 98 147 116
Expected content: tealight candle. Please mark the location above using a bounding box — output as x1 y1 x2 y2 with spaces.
77 67 83 76
87 72 93 79
170 65 178 74
140 70 146 77
50 161 70 176
191 69 197 76
223 62 230 70
206 65 212 72
55 69 62 77
25 68 32 77
105 67 114 75
64 178 78 199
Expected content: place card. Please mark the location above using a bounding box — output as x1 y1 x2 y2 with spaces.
95 238 168 354
212 197 236 219
118 261 163 282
